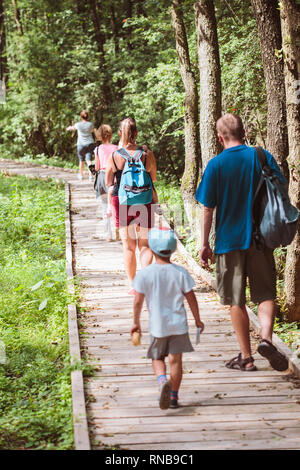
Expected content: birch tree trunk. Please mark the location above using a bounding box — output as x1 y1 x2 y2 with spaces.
281 0 300 321
170 0 201 242
251 0 289 181
194 0 222 170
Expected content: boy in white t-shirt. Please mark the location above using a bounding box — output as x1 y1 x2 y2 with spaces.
130 227 204 410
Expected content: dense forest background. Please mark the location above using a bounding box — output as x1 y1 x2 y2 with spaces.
0 0 299 322
0 0 267 175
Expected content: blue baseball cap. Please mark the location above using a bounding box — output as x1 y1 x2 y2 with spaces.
148 227 177 258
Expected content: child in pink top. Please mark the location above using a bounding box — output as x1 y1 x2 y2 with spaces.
94 125 118 240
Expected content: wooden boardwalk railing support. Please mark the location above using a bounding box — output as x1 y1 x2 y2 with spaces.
65 183 91 450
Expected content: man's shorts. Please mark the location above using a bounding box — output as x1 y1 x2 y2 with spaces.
147 333 194 360
216 244 276 307
111 195 155 229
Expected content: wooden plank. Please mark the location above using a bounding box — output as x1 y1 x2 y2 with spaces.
86 403 300 418
88 419 300 434
85 381 300 396
87 410 300 425
96 438 300 450
91 426 300 446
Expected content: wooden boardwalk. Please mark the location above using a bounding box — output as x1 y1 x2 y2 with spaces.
1 159 300 450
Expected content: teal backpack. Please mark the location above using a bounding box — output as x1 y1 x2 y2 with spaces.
117 147 153 206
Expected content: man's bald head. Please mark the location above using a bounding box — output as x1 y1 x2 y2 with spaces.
217 114 245 143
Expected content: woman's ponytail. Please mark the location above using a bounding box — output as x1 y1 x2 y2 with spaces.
121 118 137 146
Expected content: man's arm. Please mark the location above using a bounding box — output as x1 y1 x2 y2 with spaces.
200 206 214 267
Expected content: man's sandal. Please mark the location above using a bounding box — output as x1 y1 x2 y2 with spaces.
225 353 257 371
257 339 289 372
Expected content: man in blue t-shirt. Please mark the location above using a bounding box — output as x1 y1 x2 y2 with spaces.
195 113 288 372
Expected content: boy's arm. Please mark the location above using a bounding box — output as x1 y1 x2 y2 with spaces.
184 290 205 332
131 292 145 335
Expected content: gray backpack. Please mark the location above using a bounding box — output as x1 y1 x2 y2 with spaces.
252 147 299 250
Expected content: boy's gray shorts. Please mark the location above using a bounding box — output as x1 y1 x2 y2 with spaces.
147 333 194 360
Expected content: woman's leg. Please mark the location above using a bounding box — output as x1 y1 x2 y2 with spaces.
99 193 112 240
111 196 120 241
79 160 84 177
86 152 93 180
119 225 137 283
137 226 153 268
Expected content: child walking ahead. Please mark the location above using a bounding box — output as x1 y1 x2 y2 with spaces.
130 227 204 410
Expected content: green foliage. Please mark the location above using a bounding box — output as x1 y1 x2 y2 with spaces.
216 0 267 144
0 0 267 179
0 175 74 449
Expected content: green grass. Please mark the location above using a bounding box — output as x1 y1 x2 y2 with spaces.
0 174 74 450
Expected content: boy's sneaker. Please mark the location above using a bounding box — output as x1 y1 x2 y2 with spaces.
77 174 83 181
158 380 171 410
170 399 179 409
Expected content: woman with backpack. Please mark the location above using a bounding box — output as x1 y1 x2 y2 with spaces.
105 117 157 294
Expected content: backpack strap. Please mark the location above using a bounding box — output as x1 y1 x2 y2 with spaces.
116 148 132 161
255 146 268 170
112 152 119 172
116 147 145 164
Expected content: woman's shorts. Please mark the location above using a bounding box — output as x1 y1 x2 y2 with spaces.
147 333 194 360
77 144 92 162
111 195 155 229
216 244 276 307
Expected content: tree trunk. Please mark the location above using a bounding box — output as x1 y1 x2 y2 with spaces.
251 0 289 181
110 4 119 54
88 0 111 111
11 0 23 35
170 0 201 243
194 0 222 170
281 0 300 321
125 0 133 50
88 0 104 56
0 0 7 83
